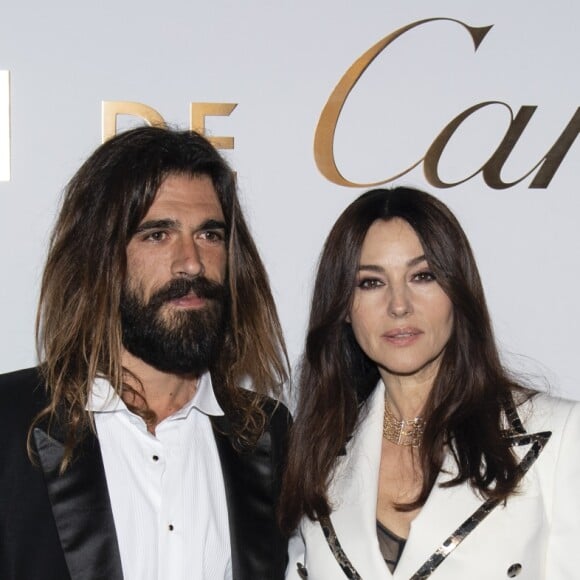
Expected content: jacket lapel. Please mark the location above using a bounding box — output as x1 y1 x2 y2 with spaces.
395 405 551 579
393 452 488 579
33 426 124 580
211 412 288 580
321 382 393 578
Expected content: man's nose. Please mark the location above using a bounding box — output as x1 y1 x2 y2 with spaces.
171 238 204 277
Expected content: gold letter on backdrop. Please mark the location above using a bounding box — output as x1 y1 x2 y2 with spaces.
480 105 540 189
101 101 166 142
189 103 237 149
529 107 580 188
101 101 237 150
0 71 10 182
425 102 543 188
314 18 493 187
429 103 580 189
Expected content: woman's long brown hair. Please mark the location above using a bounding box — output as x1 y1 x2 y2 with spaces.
279 187 533 533
32 126 288 469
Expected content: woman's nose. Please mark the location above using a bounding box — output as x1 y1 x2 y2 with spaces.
388 284 413 318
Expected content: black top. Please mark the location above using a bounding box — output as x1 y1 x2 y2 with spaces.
376 520 407 573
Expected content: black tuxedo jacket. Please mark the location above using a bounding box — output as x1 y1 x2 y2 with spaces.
0 367 291 580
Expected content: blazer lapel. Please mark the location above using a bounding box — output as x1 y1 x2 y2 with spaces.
211 413 288 580
393 452 487 579
395 405 552 580
319 382 393 579
33 426 124 580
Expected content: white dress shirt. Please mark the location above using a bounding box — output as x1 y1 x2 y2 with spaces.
87 373 232 580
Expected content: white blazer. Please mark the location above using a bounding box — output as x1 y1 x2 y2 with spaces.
286 382 580 579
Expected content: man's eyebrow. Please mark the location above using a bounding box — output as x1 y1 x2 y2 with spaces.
134 218 227 235
134 219 178 233
357 255 427 272
199 219 226 231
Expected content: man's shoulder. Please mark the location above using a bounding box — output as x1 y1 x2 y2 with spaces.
0 366 43 383
0 366 47 411
212 389 291 452
242 390 292 431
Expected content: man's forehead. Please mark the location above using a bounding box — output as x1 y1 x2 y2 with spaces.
147 173 224 216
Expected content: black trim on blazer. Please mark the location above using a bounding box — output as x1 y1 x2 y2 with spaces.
211 402 290 580
34 427 124 580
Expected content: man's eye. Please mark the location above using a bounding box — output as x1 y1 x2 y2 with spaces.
200 230 225 242
357 278 383 289
144 231 167 242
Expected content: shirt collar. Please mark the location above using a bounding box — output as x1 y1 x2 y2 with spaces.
86 372 224 418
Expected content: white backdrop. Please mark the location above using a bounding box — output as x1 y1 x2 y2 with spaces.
1 0 579 399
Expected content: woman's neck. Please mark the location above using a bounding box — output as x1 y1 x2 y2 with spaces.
380 370 435 419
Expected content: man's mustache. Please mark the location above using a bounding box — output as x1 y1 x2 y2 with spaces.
147 276 226 310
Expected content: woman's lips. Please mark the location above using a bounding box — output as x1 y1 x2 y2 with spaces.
382 327 423 346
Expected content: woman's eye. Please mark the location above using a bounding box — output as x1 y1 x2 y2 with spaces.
413 271 436 282
357 278 383 289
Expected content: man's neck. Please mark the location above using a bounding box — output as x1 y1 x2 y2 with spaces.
121 350 200 432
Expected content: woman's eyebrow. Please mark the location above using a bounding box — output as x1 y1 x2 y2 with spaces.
407 254 427 267
358 255 427 272
357 264 384 273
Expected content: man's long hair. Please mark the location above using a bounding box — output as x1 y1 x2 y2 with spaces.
279 187 533 533
33 126 288 467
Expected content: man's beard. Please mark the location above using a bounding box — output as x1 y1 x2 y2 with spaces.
120 276 228 376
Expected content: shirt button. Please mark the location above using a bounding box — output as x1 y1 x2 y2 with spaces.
168 524 174 531
152 455 159 461
507 563 522 577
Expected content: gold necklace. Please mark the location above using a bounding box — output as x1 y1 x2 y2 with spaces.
383 397 425 447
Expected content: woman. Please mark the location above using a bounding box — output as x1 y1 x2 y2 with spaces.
280 187 580 579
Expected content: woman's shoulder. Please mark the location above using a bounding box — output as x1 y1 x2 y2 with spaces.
515 390 580 434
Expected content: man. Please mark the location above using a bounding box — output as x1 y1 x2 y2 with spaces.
0 127 291 580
